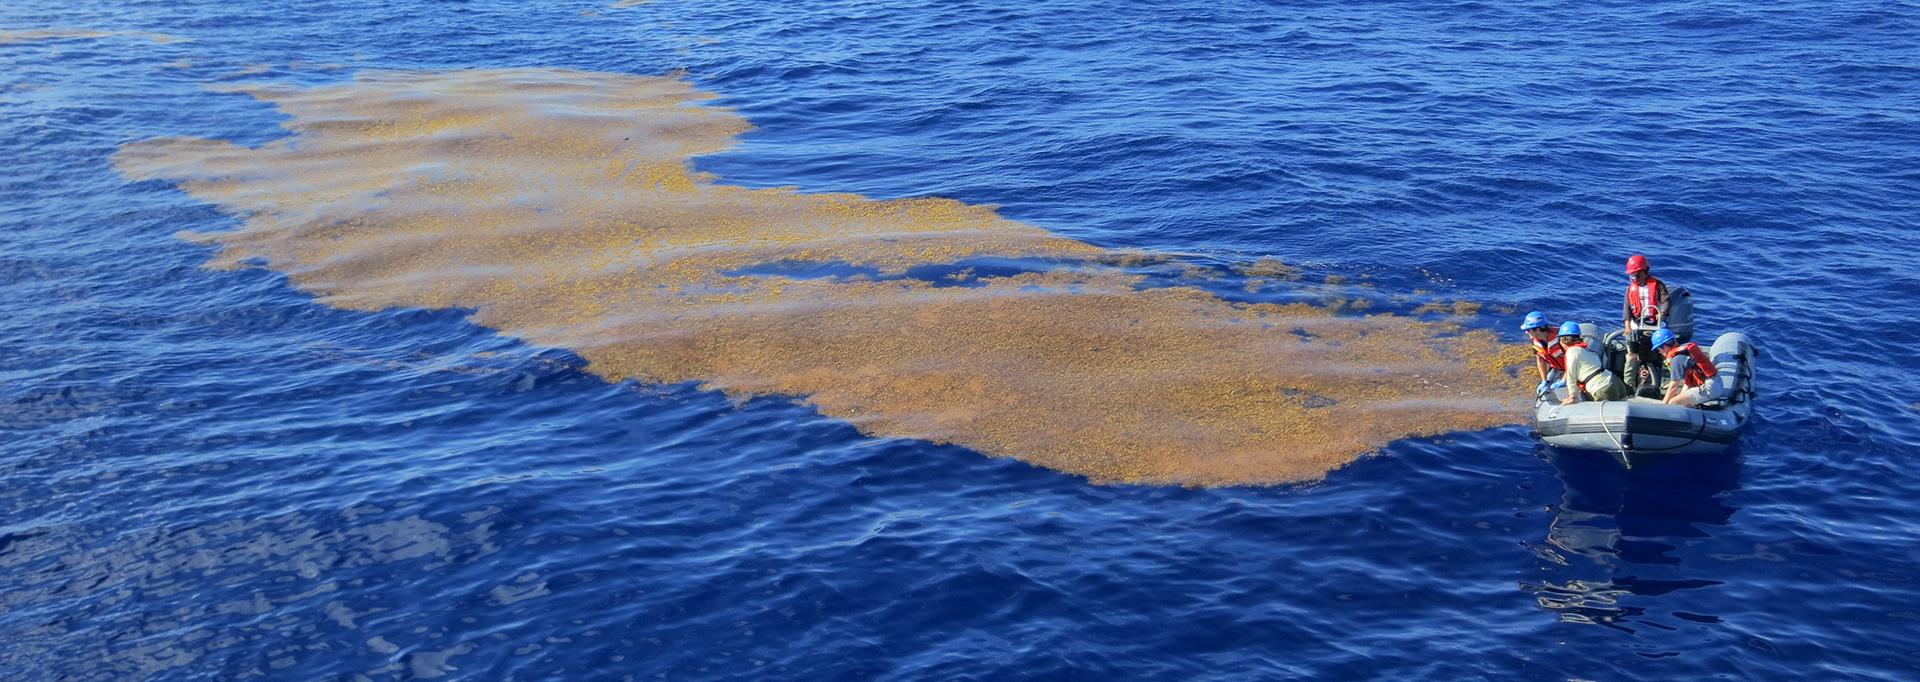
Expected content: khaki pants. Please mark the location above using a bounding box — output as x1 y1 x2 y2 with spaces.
1673 378 1728 406
1621 329 1664 390
1592 372 1629 401
1577 368 1629 402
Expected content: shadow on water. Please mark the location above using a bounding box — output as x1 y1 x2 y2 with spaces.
1522 444 1743 631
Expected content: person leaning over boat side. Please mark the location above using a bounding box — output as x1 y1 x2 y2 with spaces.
1557 321 1627 406
1651 328 1724 407
1621 254 1671 393
1522 311 1565 393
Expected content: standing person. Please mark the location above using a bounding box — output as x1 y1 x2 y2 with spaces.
1621 254 1671 393
1522 311 1565 393
1651 328 1725 407
1557 321 1626 405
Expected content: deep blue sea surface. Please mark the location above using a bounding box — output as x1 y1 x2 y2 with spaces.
5 0 1920 680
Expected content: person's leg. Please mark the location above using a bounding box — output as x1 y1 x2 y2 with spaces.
1642 339 1669 389
1692 380 1730 407
1594 372 1629 401
1622 331 1649 390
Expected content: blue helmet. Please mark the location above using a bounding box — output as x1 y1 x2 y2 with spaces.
1521 311 1547 331
1557 321 1582 337
1650 327 1676 348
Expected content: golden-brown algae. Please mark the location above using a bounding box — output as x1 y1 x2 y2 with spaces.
115 68 1529 486
0 29 185 44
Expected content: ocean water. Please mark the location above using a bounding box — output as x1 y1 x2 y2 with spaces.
4 0 1920 680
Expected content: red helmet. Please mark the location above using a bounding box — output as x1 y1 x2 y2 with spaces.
1625 254 1649 273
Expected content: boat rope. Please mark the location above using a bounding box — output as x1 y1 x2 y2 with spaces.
1597 399 1626 452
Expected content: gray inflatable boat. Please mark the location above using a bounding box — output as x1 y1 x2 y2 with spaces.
1532 318 1759 465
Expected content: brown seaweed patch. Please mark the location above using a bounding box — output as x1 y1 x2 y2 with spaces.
1411 299 1483 317
114 68 1528 486
1234 257 1301 280
0 29 185 44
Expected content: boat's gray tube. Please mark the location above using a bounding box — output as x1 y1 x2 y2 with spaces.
1534 331 1756 456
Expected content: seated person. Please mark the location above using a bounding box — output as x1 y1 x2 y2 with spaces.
1522 311 1565 391
1651 328 1726 407
1557 321 1627 405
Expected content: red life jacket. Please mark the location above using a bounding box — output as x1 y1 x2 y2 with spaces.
1662 342 1719 387
1627 276 1664 329
1532 338 1566 372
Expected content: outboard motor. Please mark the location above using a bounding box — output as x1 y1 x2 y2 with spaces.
1667 286 1695 344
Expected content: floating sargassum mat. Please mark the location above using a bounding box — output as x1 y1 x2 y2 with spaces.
116 68 1529 486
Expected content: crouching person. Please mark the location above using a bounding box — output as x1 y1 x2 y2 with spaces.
1652 328 1725 407
1522 311 1565 393
1557 321 1628 406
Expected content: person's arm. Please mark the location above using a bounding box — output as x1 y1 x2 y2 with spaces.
1657 281 1672 325
1623 289 1633 332
1560 351 1584 405
1661 354 1685 404
1535 353 1551 382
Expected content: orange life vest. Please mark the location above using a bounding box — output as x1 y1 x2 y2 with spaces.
1627 276 1664 330
1662 342 1718 387
1532 338 1566 372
